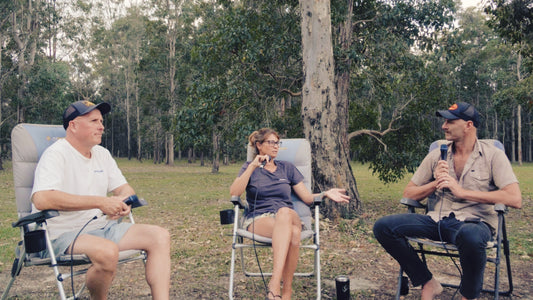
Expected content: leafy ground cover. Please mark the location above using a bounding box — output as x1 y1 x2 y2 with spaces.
0 159 531 299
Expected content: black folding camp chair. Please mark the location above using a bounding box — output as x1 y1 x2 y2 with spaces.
1 123 147 300
226 138 322 300
396 139 513 300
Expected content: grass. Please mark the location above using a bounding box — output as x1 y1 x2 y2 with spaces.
0 159 531 299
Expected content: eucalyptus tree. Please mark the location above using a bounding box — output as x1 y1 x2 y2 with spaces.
338 0 457 186
182 0 303 172
486 0 533 163
299 0 458 217
92 10 147 159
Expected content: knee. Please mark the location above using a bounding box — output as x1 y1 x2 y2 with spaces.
373 217 389 240
275 207 293 222
291 225 302 246
90 242 119 272
456 225 488 251
147 226 171 253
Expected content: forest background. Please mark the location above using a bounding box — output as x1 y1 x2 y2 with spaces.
0 0 532 215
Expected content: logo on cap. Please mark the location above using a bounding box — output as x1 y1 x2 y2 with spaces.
449 104 458 110
82 100 96 107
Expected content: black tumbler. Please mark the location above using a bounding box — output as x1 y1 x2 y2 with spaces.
335 275 350 300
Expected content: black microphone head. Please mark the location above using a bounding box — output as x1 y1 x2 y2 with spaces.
440 144 448 161
259 155 270 168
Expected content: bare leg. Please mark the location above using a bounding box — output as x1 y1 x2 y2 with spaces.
118 224 171 300
69 235 120 300
421 277 443 300
249 208 301 300
280 222 301 300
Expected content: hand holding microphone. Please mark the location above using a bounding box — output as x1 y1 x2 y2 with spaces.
259 155 271 168
437 144 452 191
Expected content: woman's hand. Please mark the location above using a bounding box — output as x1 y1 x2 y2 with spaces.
252 154 270 168
324 188 350 204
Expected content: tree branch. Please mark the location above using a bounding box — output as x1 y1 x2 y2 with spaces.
280 89 301 97
347 97 414 151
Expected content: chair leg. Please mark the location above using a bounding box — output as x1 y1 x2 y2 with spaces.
315 246 321 300
502 223 513 297
1 255 24 300
395 268 409 300
229 245 237 300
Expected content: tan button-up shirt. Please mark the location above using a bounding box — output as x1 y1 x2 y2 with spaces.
411 139 518 230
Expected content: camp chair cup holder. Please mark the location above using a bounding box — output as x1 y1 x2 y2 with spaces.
24 230 47 253
219 209 235 225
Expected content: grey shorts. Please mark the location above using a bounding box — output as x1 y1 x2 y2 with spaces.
41 221 133 258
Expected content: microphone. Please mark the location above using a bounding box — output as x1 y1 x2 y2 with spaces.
259 156 270 168
440 144 447 161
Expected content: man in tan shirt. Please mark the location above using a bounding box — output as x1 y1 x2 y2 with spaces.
373 102 522 300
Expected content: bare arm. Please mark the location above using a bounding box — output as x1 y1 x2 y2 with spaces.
437 177 522 209
32 183 135 217
229 155 269 196
292 182 350 205
403 180 439 201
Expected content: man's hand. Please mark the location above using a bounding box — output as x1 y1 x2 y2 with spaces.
100 196 131 219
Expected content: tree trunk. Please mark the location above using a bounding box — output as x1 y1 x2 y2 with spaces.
518 104 522 165
516 50 522 165
125 69 132 160
511 108 516 162
164 0 182 166
212 129 220 173
300 0 360 220
167 133 175 166
136 89 142 161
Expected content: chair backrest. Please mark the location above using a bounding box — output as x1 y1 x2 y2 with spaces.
247 138 313 229
11 124 66 218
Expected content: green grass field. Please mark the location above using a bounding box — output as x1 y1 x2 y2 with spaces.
0 159 531 299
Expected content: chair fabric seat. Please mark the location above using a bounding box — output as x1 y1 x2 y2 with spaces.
236 229 315 244
25 250 145 267
407 237 496 251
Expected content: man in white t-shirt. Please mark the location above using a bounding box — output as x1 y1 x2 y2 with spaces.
32 100 170 300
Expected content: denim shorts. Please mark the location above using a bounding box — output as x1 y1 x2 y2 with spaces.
243 212 276 230
41 221 133 258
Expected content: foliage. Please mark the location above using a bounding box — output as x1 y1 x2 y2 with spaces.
1 0 533 182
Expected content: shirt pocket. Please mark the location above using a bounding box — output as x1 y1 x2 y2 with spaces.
463 168 491 192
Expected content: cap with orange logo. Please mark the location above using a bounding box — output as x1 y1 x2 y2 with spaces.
436 102 480 128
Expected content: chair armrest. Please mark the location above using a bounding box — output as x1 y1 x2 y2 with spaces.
313 195 323 207
12 210 59 228
494 203 507 213
231 195 248 209
400 198 426 213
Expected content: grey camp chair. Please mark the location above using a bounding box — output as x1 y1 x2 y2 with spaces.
227 138 322 300
395 139 513 300
2 124 146 300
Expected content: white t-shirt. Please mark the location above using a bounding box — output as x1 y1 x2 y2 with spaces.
31 139 127 240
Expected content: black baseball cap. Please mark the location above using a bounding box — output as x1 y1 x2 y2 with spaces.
436 102 480 128
62 100 111 129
